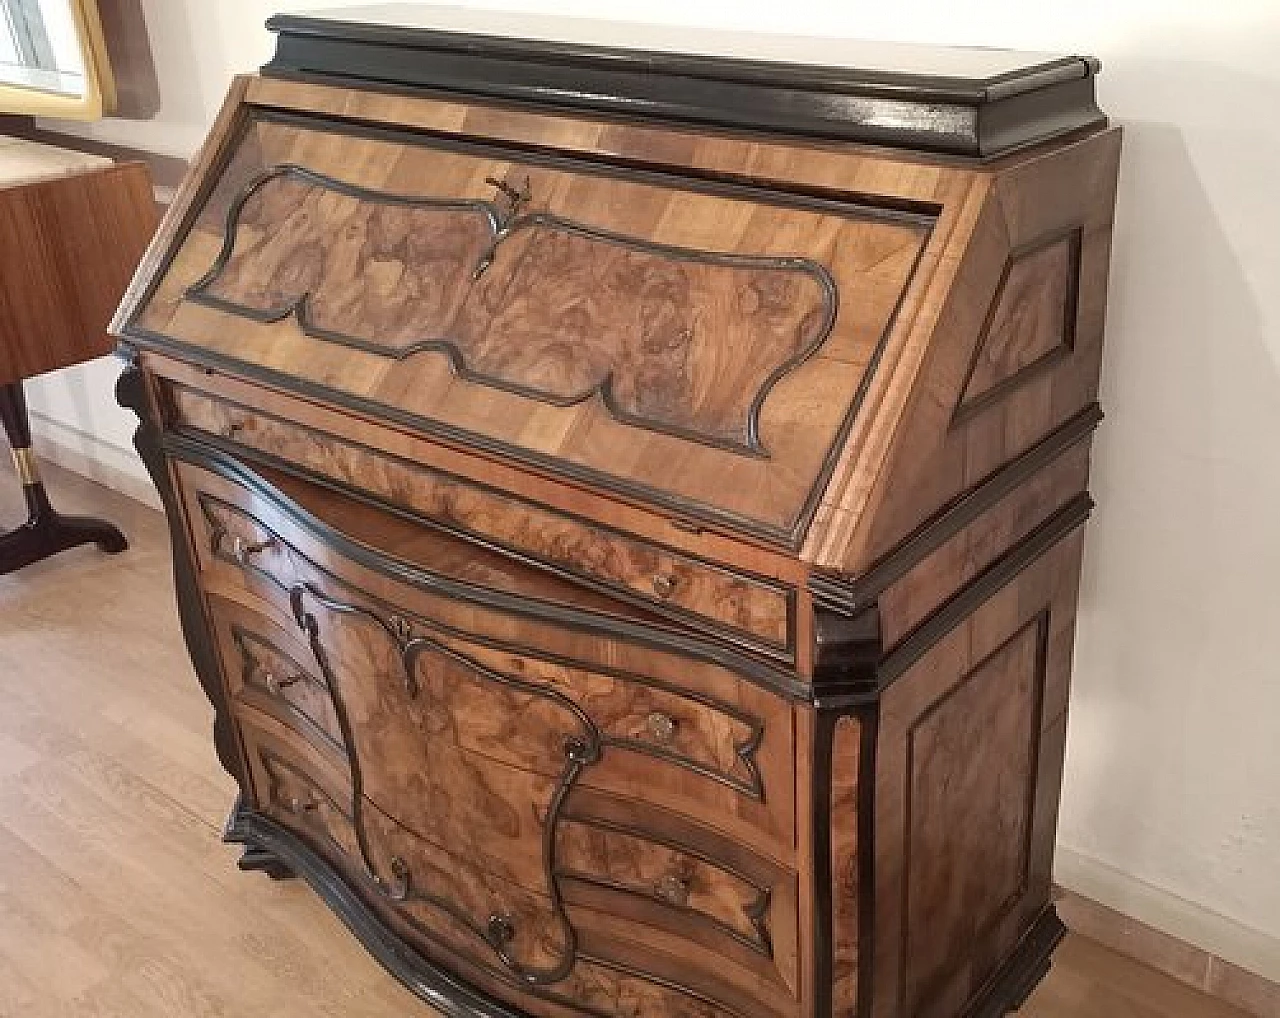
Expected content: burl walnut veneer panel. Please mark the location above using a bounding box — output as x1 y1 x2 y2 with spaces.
113 14 1120 1018
128 112 932 542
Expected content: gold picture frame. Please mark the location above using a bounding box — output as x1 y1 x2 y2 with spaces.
0 0 115 119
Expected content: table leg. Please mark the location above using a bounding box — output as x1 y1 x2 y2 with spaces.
0 380 128 575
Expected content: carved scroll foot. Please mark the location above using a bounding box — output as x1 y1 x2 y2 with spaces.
223 795 296 880
960 906 1066 1018
235 844 297 881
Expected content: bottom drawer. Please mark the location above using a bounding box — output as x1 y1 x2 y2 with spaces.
360 804 574 985
238 711 781 1018
240 707 580 989
556 787 800 1004
236 712 801 1018
238 707 358 866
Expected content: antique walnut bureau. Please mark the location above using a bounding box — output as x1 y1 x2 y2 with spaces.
111 8 1121 1018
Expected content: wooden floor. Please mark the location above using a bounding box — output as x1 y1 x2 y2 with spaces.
0 459 1253 1018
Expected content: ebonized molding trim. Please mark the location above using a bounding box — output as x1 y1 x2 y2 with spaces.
807 708 837 1017
263 15 1106 158
224 801 538 1018
812 607 882 702
116 352 248 793
961 907 1067 1018
856 703 882 1017
811 491 1093 706
809 402 1103 616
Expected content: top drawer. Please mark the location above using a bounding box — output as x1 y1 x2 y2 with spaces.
119 106 935 546
162 380 794 659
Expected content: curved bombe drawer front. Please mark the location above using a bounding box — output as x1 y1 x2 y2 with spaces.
194 491 296 593
358 803 578 985
162 381 794 658
554 798 801 1001
238 707 360 865
557 819 775 957
169 449 805 1018
172 454 796 861
206 591 346 763
238 686 797 1018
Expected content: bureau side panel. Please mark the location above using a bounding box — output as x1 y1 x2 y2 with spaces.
876 439 1092 651
808 127 1120 573
869 529 1083 1018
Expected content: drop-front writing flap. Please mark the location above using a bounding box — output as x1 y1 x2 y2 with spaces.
123 109 935 545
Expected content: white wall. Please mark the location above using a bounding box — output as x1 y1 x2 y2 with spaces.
32 0 1280 977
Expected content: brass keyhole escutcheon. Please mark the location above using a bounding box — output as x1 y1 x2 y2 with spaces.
388 615 414 646
473 175 533 280
379 856 411 901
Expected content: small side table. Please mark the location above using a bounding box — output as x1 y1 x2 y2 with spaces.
0 138 157 575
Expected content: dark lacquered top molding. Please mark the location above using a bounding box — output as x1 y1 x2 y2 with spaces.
264 5 1107 158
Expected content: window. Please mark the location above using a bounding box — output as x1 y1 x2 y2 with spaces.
0 0 58 73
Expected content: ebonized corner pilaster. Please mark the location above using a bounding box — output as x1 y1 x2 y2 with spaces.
116 348 248 794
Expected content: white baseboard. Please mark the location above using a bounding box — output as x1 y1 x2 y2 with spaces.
26 410 160 511
1056 844 1280 983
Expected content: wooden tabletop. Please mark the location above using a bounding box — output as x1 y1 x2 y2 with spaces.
0 138 156 387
